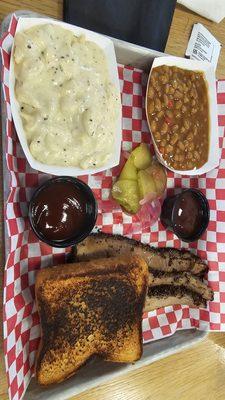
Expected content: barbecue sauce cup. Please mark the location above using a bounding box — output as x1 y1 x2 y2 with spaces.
160 188 209 242
29 176 98 248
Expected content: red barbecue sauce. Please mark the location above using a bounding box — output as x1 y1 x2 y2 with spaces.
31 181 86 241
173 191 204 238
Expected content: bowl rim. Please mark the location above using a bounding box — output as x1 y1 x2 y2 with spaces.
28 176 98 248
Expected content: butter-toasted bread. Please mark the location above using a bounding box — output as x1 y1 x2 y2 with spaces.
35 255 148 385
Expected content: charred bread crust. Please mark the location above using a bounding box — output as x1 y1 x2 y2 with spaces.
35 255 148 385
36 255 147 283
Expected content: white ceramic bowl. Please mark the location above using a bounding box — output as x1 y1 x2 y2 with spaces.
9 17 122 176
145 56 219 176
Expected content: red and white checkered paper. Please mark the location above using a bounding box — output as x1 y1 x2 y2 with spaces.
1 15 225 400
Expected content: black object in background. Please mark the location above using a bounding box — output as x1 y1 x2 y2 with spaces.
63 0 177 52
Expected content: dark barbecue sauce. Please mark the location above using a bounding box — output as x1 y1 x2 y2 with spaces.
31 181 86 241
173 191 204 238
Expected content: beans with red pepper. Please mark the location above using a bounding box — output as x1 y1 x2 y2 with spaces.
147 65 209 170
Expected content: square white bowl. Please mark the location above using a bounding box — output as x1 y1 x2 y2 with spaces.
9 17 122 176
145 56 219 176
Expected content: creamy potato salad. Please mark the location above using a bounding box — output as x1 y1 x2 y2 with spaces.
13 24 120 169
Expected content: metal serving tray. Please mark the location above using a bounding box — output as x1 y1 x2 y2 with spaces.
0 10 207 400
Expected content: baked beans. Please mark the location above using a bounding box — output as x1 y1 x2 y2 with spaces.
147 65 209 170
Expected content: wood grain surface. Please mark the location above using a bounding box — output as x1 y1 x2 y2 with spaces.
1 1 225 400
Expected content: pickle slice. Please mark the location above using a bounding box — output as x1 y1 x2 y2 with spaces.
111 179 140 214
138 170 157 199
120 157 137 181
131 143 152 170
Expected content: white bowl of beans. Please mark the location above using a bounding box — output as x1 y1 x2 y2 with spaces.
146 56 219 175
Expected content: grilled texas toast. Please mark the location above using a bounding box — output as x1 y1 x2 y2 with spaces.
35 255 148 386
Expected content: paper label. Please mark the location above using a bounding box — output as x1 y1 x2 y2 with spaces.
186 23 221 70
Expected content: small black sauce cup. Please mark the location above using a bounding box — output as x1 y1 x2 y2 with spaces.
28 176 98 248
160 188 210 243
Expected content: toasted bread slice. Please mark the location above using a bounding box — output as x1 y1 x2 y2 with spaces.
35 255 148 386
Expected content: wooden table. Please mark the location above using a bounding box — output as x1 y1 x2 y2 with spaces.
1 1 225 399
